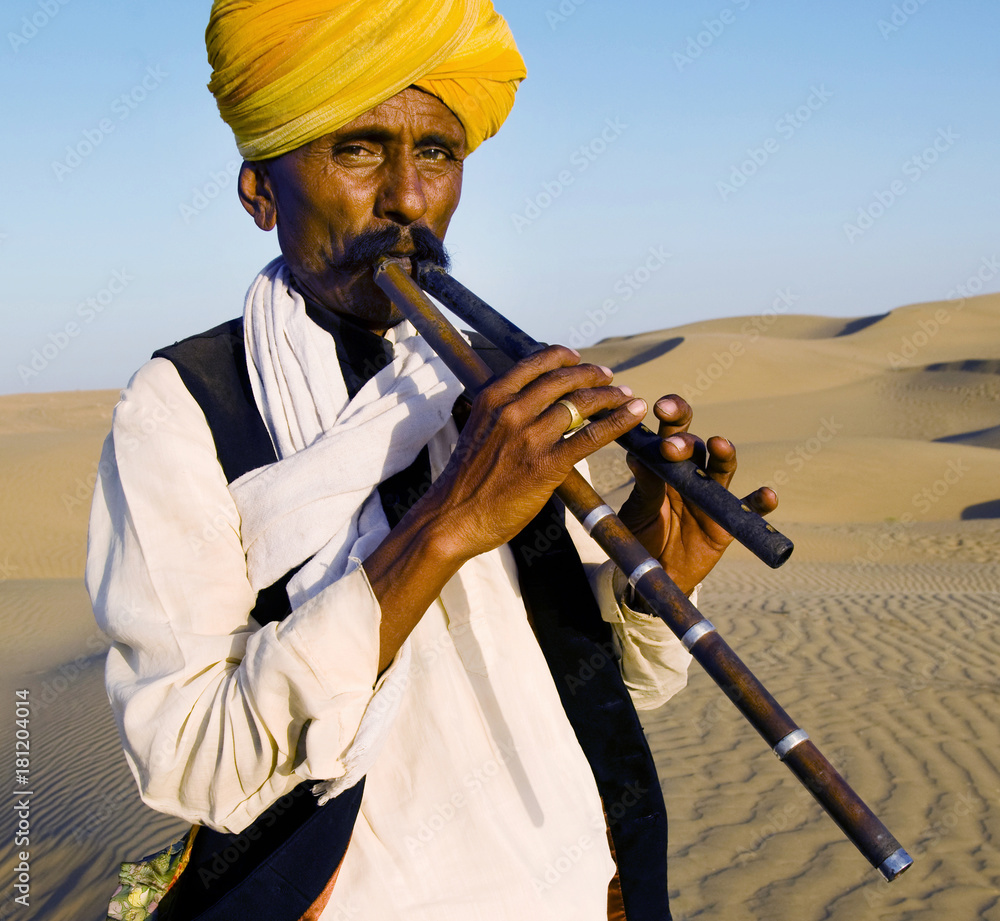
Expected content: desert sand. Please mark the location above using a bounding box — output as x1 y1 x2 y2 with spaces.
0 293 997 920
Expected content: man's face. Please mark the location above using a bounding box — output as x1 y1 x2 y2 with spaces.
243 87 466 331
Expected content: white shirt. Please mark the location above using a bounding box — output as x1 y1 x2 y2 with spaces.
86 357 691 920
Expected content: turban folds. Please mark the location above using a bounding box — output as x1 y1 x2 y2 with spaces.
206 0 526 159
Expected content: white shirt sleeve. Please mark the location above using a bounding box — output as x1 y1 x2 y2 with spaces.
563 461 692 712
86 358 397 834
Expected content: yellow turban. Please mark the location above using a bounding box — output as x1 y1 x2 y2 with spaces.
206 0 527 160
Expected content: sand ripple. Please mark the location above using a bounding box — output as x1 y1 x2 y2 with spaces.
644 560 1000 920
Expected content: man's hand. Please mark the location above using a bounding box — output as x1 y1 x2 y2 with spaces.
617 395 778 596
430 344 647 564
366 344 646 671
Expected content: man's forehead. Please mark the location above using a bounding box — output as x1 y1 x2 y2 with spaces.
333 87 466 146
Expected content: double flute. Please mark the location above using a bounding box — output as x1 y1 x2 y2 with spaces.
373 257 912 883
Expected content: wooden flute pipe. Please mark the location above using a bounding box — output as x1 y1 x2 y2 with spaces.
373 258 913 882
413 261 795 571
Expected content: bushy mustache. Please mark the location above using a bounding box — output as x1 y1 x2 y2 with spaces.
336 225 450 273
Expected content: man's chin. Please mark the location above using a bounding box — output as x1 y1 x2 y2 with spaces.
327 269 407 331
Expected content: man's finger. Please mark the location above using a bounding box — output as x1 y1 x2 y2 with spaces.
556 398 647 463
741 486 778 516
652 394 693 439
537 384 634 438
703 435 737 490
657 431 708 469
496 360 619 422
485 344 582 399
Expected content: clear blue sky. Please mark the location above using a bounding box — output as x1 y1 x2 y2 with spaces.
2 0 998 393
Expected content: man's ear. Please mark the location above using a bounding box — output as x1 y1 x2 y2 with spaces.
238 160 277 231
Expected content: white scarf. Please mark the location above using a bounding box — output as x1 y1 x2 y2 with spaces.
230 257 464 603
228 257 465 799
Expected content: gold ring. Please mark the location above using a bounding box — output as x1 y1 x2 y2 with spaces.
556 399 587 435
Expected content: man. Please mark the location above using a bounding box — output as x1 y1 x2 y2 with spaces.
88 2 775 919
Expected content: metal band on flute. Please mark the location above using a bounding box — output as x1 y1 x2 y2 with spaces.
581 504 615 533
627 558 661 588
372 257 912 883
680 620 716 651
773 729 809 760
414 261 795 570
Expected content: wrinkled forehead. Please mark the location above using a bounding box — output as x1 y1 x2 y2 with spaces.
331 87 467 148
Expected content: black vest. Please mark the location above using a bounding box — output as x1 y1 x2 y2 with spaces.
153 318 671 920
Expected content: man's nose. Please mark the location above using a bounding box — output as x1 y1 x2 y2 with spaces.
376 153 427 225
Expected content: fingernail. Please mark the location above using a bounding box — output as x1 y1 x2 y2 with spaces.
599 365 613 378
657 397 678 415
618 384 633 397
567 348 580 359
666 435 686 450
627 399 646 416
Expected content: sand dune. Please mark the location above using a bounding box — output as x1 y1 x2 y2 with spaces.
596 294 1000 405
1 295 998 920
585 293 1000 527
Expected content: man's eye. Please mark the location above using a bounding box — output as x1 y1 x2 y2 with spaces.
418 147 451 161
335 144 379 161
